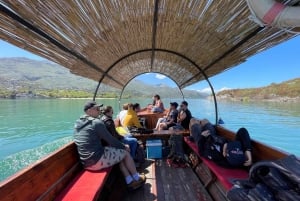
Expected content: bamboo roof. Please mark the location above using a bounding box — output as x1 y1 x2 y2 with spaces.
0 0 299 89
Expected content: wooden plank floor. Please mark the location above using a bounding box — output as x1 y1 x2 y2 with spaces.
123 159 213 201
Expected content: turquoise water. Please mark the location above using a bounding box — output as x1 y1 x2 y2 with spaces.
0 98 300 181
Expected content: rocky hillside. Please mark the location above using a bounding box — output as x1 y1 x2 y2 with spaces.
217 78 300 102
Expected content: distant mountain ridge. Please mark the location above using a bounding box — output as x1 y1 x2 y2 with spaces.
217 78 300 102
0 57 204 98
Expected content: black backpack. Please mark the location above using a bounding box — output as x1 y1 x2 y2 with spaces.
135 140 145 164
168 134 189 167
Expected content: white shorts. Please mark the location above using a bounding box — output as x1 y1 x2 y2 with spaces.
86 147 126 171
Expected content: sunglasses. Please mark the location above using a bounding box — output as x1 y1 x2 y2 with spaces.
92 106 100 111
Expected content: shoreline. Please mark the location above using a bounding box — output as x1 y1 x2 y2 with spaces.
216 96 300 103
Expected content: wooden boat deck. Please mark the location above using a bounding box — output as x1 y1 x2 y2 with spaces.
122 159 213 201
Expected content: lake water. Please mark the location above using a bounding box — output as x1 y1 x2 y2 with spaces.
0 98 300 181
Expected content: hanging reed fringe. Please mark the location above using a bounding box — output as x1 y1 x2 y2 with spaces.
0 0 299 89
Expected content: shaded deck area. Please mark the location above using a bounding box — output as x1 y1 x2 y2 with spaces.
123 159 212 201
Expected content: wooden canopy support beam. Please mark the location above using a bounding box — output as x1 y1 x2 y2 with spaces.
150 0 160 72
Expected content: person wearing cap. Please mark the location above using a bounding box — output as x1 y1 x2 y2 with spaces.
170 100 192 130
155 102 179 131
74 100 146 190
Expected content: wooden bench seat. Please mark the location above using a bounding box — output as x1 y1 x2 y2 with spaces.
55 167 112 201
184 137 248 191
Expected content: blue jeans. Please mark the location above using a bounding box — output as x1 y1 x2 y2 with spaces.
121 137 138 159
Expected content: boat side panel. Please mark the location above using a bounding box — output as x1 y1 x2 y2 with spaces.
0 142 81 201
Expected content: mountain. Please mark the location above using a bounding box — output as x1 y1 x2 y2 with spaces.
0 57 99 90
217 78 300 102
0 57 203 98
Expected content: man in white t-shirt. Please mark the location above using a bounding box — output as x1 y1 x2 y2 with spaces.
117 103 129 126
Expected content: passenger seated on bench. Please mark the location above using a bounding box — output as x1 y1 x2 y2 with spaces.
169 101 192 130
133 103 147 128
123 103 143 128
150 94 164 113
116 103 129 127
190 119 252 167
154 102 178 131
74 101 146 190
101 106 138 159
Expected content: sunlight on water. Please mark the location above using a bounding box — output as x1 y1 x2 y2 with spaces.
0 136 72 181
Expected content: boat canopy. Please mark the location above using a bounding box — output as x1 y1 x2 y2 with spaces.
0 0 299 90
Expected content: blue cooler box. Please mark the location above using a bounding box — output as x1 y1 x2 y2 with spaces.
146 139 162 159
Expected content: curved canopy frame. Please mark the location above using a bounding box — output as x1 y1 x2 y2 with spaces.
93 48 219 125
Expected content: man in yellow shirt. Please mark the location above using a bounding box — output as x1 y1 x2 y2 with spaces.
123 103 143 128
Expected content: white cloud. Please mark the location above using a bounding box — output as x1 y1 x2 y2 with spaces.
155 74 166 79
196 87 231 95
197 87 211 94
217 87 231 92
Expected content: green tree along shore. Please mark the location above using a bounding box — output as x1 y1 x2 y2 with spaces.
0 88 138 99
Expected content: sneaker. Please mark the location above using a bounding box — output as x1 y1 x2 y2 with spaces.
127 174 146 190
137 174 146 183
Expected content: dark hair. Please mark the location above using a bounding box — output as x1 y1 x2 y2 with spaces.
154 94 160 100
133 103 140 110
101 106 112 114
181 100 188 106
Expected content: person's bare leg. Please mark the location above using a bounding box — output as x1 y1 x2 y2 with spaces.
119 161 130 177
122 151 146 185
158 123 167 131
123 151 138 175
155 118 164 130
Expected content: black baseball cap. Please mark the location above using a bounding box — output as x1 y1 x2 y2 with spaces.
84 100 103 111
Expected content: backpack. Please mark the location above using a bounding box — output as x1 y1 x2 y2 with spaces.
168 134 189 168
135 140 145 164
227 155 300 201
128 126 153 134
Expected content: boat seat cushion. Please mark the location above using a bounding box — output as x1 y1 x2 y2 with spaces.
184 137 248 191
55 167 112 201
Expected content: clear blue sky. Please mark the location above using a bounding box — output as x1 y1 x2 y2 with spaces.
1 35 300 92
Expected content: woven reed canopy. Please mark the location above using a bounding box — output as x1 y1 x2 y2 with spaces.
0 0 299 89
